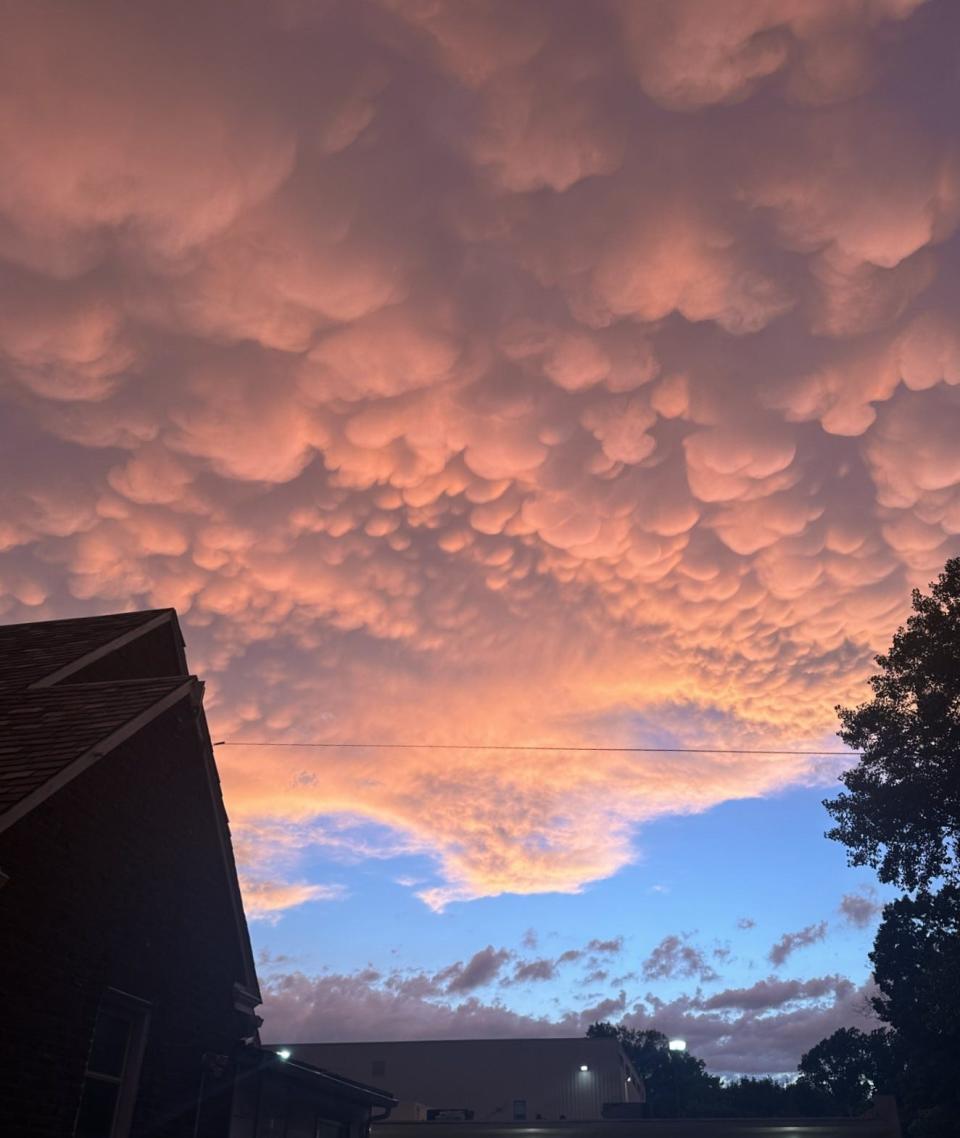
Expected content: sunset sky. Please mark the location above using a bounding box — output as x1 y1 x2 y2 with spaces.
2 0 959 1077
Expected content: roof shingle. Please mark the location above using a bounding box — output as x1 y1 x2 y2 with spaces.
0 610 195 830
0 609 173 691
0 678 194 821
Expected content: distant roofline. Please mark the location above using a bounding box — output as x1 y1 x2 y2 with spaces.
268 1037 621 1047
369 1119 885 1130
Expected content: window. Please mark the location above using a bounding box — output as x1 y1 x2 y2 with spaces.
371 1059 386 1077
512 1100 527 1121
75 990 150 1138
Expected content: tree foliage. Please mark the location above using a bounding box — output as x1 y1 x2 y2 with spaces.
798 1026 897 1116
586 1024 722 1117
869 887 960 1137
719 1076 835 1118
586 1023 837 1118
825 558 960 1135
825 557 960 892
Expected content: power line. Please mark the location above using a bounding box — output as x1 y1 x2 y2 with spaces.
212 740 856 756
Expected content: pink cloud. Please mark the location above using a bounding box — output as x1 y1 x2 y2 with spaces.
1 0 959 911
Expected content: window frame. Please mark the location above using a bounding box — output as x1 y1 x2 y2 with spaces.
75 988 151 1138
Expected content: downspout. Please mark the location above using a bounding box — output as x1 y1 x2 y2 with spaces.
365 1102 395 1138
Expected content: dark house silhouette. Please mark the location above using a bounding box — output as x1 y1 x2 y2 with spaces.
0 608 395 1138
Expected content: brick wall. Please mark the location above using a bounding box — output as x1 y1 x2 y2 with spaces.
0 697 253 1138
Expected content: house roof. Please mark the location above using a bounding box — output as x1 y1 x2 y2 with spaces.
0 608 262 1004
0 608 194 832
0 676 195 828
0 608 177 691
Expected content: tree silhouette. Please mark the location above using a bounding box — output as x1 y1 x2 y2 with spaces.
869 888 960 1137
586 1023 722 1117
798 1027 897 1116
825 558 960 892
825 559 960 1136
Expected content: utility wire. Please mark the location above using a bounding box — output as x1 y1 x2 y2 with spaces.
213 740 856 756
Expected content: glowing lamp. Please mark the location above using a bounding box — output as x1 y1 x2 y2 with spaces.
277 1049 292 1061
668 1039 686 1052
579 1064 589 1072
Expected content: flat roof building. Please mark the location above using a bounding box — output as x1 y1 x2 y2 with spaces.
268 1038 645 1123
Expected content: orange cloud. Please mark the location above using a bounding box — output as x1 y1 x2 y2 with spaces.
1 0 959 912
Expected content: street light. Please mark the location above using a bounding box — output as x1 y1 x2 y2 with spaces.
668 1039 686 1052
277 1049 292 1061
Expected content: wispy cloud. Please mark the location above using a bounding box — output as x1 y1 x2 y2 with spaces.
839 890 883 929
768 922 829 967
643 935 719 983
241 878 346 923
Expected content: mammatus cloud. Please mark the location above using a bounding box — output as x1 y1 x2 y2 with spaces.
642 935 719 983
769 922 829 967
2 0 960 906
839 889 883 928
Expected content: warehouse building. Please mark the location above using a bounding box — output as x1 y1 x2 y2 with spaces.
267 1038 645 1122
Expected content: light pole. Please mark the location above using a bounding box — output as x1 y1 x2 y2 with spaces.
667 1040 686 1117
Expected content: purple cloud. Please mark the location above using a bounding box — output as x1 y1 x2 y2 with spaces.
768 922 829 967
586 936 624 955
643 935 719 983
700 974 854 1013
839 891 883 929
440 946 512 993
511 958 557 984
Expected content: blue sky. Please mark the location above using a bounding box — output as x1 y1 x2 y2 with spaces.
251 781 895 1076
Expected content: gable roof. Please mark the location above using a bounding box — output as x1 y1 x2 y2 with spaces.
0 608 261 1003
0 608 179 691
0 677 194 830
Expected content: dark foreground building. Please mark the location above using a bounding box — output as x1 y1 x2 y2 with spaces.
0 608 395 1138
